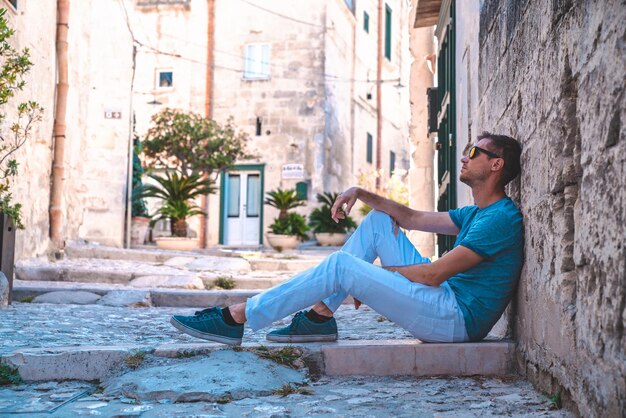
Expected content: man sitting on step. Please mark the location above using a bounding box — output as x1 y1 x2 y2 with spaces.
170 132 523 344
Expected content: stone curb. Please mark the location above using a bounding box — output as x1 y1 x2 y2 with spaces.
1 340 516 382
13 286 358 307
12 286 260 307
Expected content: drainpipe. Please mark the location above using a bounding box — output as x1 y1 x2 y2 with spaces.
199 0 215 249
49 0 70 249
376 0 383 190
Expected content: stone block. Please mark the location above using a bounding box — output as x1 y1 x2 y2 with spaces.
0 272 9 308
162 256 197 267
322 340 514 377
185 257 251 273
103 350 307 402
3 346 141 381
130 275 204 290
33 291 101 305
15 265 64 281
97 290 152 307
149 289 258 307
66 269 133 284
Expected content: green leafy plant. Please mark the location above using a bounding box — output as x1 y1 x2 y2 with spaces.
141 171 212 237
269 212 309 240
124 350 147 370
0 9 43 228
264 188 306 220
252 346 303 369
142 109 252 185
0 363 22 386
308 192 357 234
213 276 236 290
357 168 408 217
131 137 148 218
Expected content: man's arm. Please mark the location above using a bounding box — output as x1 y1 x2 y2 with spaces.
331 186 459 235
385 245 483 286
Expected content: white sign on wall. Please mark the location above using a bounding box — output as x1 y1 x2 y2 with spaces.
104 109 122 119
281 164 305 179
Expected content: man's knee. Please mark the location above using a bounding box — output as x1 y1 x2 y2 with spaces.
361 210 392 229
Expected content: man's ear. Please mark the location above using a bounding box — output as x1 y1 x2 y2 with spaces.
491 158 504 172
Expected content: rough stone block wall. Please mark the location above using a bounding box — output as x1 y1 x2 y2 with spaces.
477 0 625 416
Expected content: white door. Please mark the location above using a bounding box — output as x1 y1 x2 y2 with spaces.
224 172 261 246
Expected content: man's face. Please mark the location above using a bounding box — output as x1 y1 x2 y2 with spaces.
459 138 501 186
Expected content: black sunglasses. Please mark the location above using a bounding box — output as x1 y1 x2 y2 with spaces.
468 145 501 159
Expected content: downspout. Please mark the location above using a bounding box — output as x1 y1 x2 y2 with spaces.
199 0 215 248
375 0 383 190
50 0 69 249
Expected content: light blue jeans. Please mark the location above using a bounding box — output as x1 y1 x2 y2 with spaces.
246 211 469 342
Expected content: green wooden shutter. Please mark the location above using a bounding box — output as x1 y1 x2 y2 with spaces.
364 11 369 33
366 133 373 163
435 0 457 256
384 5 392 60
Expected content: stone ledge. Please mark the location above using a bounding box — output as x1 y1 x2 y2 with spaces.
1 340 516 382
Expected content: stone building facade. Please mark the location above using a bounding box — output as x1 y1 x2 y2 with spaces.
121 0 415 247
4 0 423 258
416 0 625 416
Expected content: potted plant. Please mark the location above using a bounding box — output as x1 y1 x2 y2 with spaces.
0 9 43 304
130 137 150 245
309 192 357 246
264 188 308 251
141 171 212 251
140 108 251 248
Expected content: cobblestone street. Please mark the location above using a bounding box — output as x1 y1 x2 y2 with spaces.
1 303 412 355
1 374 572 417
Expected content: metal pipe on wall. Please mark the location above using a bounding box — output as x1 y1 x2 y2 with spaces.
49 0 70 249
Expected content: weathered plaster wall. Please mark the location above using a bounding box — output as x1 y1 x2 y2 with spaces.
64 0 134 248
407 20 435 258
478 0 625 416
5 0 56 260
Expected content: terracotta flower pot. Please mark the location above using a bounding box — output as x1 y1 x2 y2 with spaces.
130 216 150 245
155 237 198 251
266 233 300 251
315 232 347 246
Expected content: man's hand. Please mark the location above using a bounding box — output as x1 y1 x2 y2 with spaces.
331 187 360 223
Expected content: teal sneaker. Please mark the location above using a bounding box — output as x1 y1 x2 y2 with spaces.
170 307 243 345
266 311 338 343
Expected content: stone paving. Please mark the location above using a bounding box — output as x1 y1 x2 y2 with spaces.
0 303 412 355
0 244 575 416
0 374 573 417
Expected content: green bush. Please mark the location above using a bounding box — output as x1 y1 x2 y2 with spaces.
309 192 357 234
269 212 309 240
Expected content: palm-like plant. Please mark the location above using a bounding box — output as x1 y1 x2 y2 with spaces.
264 188 305 220
309 192 357 234
141 171 213 237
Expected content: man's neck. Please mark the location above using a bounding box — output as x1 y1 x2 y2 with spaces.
471 185 507 208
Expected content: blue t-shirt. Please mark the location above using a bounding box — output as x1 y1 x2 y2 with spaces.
447 197 523 341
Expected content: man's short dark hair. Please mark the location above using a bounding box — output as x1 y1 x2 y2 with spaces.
478 132 521 186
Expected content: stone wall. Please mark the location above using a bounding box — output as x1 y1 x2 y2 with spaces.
477 0 625 416
5 0 57 260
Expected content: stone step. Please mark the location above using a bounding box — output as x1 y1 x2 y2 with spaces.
1 340 515 382
12 284 260 307
13 283 358 308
